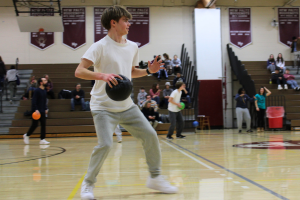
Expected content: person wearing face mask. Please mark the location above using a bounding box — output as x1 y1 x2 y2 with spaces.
23 77 50 145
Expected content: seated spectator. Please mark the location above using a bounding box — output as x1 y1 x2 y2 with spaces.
173 73 186 89
163 53 173 75
142 95 160 121
6 65 19 104
181 87 191 107
141 101 159 129
284 68 299 90
267 54 276 73
137 87 147 108
44 74 55 99
163 82 173 108
27 75 37 99
149 83 161 104
0 56 6 89
172 55 182 74
272 68 288 90
71 83 86 111
276 53 286 74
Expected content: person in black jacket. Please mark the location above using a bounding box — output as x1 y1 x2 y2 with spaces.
0 56 6 89
70 83 86 111
141 101 158 129
272 68 288 90
235 88 255 133
172 73 186 89
23 77 50 145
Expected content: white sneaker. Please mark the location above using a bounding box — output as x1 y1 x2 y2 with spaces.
117 140 122 143
146 175 178 194
284 84 288 90
23 134 29 144
81 181 95 200
39 139 50 144
278 85 283 90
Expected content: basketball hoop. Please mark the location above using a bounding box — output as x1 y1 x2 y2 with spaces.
39 28 44 32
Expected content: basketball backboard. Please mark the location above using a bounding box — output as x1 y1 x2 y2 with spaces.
16 16 64 32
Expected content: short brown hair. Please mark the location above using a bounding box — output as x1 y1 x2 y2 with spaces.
175 82 185 89
101 6 132 30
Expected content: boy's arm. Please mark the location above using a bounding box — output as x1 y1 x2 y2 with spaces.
131 56 164 78
75 58 122 88
169 97 180 106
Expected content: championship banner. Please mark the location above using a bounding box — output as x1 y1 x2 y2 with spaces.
229 8 252 48
278 8 299 47
94 7 107 42
62 7 86 50
127 7 149 48
30 8 54 50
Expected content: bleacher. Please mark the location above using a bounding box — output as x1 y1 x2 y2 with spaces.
227 44 300 130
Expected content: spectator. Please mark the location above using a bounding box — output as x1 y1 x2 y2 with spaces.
27 75 37 99
284 68 299 90
137 87 147 108
166 82 186 139
272 68 288 90
44 74 55 99
173 73 186 89
0 56 6 89
163 53 173 75
291 36 299 68
171 55 182 74
276 53 286 74
141 101 159 129
149 83 161 104
6 65 19 104
163 82 173 108
142 95 160 121
71 83 86 111
267 54 276 73
181 87 191 107
157 63 168 81
255 87 271 132
235 88 255 133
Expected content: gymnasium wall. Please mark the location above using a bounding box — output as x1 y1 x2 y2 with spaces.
0 6 194 65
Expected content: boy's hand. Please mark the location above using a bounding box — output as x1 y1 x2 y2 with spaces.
101 73 123 88
148 56 164 73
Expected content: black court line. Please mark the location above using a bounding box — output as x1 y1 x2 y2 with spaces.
161 137 289 200
0 146 66 166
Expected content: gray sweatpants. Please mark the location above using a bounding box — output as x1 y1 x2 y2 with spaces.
167 111 184 137
236 107 251 130
7 81 17 100
85 104 161 184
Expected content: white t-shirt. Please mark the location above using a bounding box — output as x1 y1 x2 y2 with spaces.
168 89 182 112
82 35 139 112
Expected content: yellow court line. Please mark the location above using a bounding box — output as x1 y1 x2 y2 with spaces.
67 171 86 200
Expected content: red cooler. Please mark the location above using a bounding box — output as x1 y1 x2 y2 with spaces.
266 107 285 128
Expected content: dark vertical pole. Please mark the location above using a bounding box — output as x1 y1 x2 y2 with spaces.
13 0 19 16
57 0 62 16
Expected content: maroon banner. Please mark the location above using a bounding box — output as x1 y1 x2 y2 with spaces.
127 7 149 48
94 7 107 42
278 8 299 47
62 7 86 49
229 8 252 49
30 8 54 50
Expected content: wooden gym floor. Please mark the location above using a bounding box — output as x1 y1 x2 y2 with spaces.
1 130 300 200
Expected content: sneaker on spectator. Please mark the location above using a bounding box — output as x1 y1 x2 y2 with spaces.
278 85 283 90
158 121 163 124
284 84 288 90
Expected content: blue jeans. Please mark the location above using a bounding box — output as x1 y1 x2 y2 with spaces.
287 80 299 89
157 69 168 79
71 98 86 110
152 96 160 104
181 95 191 104
164 98 169 107
27 87 36 92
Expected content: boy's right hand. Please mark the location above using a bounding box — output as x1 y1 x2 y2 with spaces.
101 73 123 88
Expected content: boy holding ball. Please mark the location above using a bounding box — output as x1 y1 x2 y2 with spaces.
167 82 186 139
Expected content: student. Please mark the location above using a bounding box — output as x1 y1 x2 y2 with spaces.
149 83 161 104
255 87 271 132
235 88 255 133
291 37 299 68
171 55 182 74
166 82 186 140
173 73 186 89
284 68 299 90
23 78 50 145
6 65 19 104
74 6 177 199
70 83 86 111
267 54 276 73
44 74 55 99
272 68 288 90
163 82 173 108
142 101 159 129
162 53 172 75
137 87 147 108
0 56 6 89
276 53 286 74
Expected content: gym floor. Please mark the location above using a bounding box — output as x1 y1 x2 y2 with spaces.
1 130 299 200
